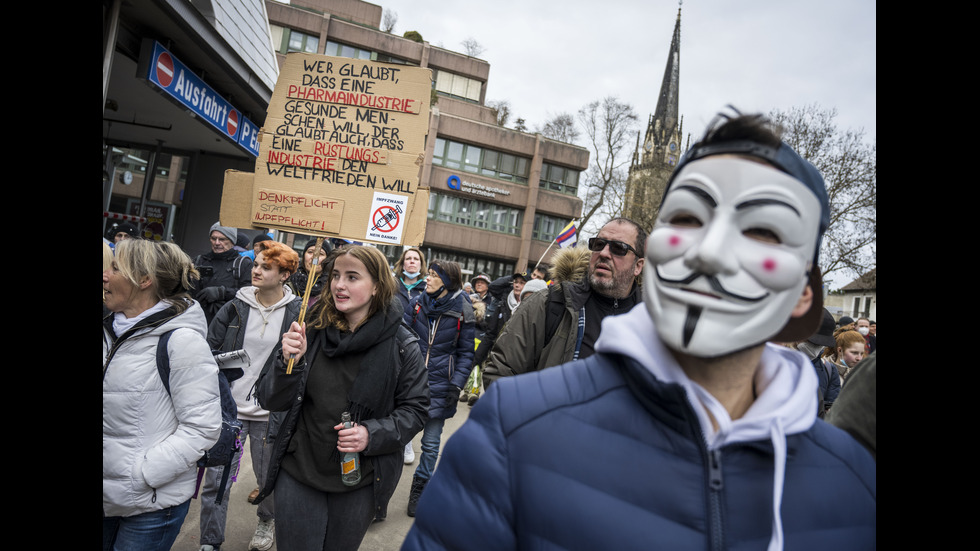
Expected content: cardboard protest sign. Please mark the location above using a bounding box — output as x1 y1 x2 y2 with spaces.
220 53 431 245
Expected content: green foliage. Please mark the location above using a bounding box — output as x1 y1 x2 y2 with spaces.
403 30 424 43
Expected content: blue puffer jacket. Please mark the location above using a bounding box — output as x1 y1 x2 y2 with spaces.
405 306 876 550
405 290 475 420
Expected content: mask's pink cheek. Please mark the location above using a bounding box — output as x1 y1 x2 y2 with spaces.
762 258 777 272
649 228 692 264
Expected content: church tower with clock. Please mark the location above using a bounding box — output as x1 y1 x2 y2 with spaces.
623 5 685 233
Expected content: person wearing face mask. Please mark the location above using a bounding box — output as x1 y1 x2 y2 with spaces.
392 247 427 466
404 111 875 550
855 317 875 353
825 330 866 382
403 260 475 517
393 247 427 313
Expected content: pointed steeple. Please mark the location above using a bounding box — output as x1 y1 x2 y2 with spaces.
648 5 681 151
624 3 686 233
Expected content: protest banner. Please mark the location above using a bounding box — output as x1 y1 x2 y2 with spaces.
220 53 430 245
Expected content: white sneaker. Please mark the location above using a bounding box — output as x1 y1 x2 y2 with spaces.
249 519 275 551
403 441 415 464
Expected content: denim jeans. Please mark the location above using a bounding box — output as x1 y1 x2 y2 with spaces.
414 417 446 481
273 468 375 551
199 419 275 546
103 500 190 551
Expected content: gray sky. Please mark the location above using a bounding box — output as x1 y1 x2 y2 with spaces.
379 0 876 142
377 0 875 287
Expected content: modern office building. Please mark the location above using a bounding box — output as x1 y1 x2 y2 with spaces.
265 0 587 277
103 0 587 273
103 0 280 254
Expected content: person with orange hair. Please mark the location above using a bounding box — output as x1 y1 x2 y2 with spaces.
198 240 301 551
826 330 867 383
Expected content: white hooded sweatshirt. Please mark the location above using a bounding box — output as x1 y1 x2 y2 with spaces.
233 285 295 420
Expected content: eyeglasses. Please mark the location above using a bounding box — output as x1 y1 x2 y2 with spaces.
588 237 638 257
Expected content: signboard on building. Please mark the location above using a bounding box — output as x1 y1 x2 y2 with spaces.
139 40 260 156
221 53 430 246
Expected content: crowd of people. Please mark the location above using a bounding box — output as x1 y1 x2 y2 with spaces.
104 110 875 551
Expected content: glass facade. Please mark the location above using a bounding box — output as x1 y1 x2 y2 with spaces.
540 162 580 196
428 192 523 236
432 137 530 184
270 24 319 54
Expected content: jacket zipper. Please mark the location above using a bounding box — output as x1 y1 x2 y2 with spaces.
708 448 724 551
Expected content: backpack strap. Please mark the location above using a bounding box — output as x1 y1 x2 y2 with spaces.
155 329 177 395
543 284 567 348
232 255 247 280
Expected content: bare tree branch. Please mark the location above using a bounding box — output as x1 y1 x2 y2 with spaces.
382 9 398 33
770 104 876 286
576 97 639 234
461 37 485 57
486 100 511 127
539 113 580 144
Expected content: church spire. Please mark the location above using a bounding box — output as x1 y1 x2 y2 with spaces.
623 3 685 232
650 4 681 149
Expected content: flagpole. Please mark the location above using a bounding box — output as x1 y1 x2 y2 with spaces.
536 220 578 268
536 240 557 269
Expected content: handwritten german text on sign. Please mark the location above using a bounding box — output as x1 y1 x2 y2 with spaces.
226 53 430 244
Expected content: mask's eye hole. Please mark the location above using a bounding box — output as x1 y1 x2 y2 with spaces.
743 227 782 244
668 214 702 228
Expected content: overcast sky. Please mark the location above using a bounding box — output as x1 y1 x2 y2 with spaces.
375 0 875 287
378 0 876 142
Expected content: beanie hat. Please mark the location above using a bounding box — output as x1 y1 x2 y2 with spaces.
520 279 549 299
209 222 236 243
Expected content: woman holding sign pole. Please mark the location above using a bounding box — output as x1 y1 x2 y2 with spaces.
254 245 428 550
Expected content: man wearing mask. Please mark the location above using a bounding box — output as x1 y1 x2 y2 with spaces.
405 112 875 550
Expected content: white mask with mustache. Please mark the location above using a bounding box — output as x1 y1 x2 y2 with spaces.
644 157 821 357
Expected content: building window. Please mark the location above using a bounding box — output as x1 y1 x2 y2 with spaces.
324 40 375 61
852 297 861 318
540 163 580 196
270 24 319 54
428 192 522 236
433 70 482 103
433 138 529 184
532 214 571 242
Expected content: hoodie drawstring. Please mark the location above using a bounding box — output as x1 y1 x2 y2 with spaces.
767 418 786 551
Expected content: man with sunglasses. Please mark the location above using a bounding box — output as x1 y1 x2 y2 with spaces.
483 218 644 386
406 112 875 550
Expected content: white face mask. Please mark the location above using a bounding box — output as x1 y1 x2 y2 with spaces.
856 326 870 336
644 157 821 357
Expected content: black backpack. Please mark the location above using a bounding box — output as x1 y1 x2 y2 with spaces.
156 329 244 505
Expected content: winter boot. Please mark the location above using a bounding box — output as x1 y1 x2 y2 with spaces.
407 475 428 517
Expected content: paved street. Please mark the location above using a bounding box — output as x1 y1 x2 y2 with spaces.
172 403 471 551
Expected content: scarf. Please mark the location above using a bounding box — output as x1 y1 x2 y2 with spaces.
420 288 461 318
289 268 324 304
317 297 403 426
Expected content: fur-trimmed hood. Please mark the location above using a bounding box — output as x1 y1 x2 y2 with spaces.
548 246 590 284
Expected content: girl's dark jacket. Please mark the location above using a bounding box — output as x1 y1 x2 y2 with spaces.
252 300 429 518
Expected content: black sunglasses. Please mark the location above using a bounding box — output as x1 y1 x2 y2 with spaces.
587 237 638 257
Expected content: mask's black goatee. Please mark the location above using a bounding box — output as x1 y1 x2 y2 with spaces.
683 306 702 348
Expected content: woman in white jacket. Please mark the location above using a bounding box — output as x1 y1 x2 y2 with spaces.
103 239 221 551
